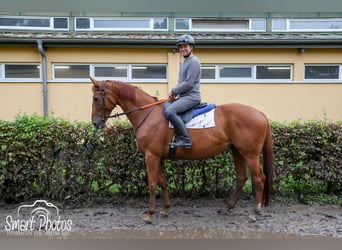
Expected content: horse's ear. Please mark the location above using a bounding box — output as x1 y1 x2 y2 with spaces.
89 76 99 87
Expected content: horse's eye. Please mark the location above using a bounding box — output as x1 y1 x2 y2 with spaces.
93 96 99 102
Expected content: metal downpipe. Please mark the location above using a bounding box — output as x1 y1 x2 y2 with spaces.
37 39 48 117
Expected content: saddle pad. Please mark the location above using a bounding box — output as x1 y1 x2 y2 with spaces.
169 108 215 129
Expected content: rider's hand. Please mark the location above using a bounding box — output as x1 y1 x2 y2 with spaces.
168 91 174 98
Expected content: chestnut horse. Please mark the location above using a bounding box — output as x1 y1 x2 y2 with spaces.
90 77 274 224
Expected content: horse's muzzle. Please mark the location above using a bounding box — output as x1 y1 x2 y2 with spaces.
92 117 106 129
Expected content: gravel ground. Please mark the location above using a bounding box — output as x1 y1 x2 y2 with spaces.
1 197 341 239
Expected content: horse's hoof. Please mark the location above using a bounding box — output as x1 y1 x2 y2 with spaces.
253 203 262 215
254 207 262 215
143 214 152 224
160 211 168 218
143 218 152 224
247 215 257 223
217 208 230 215
143 219 152 224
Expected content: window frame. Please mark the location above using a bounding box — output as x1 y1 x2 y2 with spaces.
0 63 41 81
52 64 90 81
74 17 168 31
255 65 292 80
0 16 69 30
272 18 342 32
174 18 266 32
52 63 168 82
93 64 128 80
201 64 292 83
130 64 168 81
304 64 342 81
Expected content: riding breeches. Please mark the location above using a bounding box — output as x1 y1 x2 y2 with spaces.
163 97 200 120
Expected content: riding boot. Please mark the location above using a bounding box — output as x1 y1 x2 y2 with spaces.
168 113 192 149
174 134 192 148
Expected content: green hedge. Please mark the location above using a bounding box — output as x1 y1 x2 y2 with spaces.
0 114 341 205
271 120 342 203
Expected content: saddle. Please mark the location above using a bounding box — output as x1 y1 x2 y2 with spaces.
192 102 216 118
168 103 216 158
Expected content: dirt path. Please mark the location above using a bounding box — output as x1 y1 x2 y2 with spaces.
1 197 341 239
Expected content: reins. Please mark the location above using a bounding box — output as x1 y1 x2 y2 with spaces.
98 79 173 132
108 97 173 119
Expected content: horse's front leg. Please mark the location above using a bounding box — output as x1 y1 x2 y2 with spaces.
158 160 170 217
143 154 160 224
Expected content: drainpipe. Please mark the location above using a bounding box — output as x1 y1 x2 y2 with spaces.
37 39 48 117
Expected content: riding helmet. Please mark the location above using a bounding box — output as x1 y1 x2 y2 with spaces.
176 34 195 47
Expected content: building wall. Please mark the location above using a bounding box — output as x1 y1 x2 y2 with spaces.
0 46 341 122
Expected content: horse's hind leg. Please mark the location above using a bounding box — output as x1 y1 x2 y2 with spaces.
246 156 266 214
158 160 170 217
226 147 247 211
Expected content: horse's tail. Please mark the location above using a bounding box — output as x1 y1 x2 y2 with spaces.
262 118 274 206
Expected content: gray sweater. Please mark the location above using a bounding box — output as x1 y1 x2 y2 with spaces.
171 55 201 102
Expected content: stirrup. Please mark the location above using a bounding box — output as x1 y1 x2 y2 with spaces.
173 138 192 149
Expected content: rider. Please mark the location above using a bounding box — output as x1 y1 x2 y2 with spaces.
163 34 202 148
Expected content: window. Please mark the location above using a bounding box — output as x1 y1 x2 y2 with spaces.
272 19 287 31
131 65 167 80
94 65 128 78
175 18 189 30
305 65 340 80
94 19 149 29
75 18 90 29
250 19 266 31
202 65 254 81
201 66 216 79
75 17 168 31
201 64 292 82
272 18 342 32
175 18 265 32
256 66 291 79
220 66 252 78
53 65 90 79
53 18 68 29
153 18 168 29
0 64 40 80
0 16 68 30
193 19 248 30
53 64 167 82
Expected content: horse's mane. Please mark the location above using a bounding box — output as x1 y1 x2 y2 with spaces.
116 81 158 102
117 81 136 102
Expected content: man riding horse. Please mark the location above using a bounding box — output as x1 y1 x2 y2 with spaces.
163 34 201 149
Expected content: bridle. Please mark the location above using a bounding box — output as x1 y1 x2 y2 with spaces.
95 80 172 132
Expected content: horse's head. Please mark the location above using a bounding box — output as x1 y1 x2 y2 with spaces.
90 76 117 129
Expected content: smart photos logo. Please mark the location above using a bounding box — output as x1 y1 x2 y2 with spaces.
4 200 72 236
